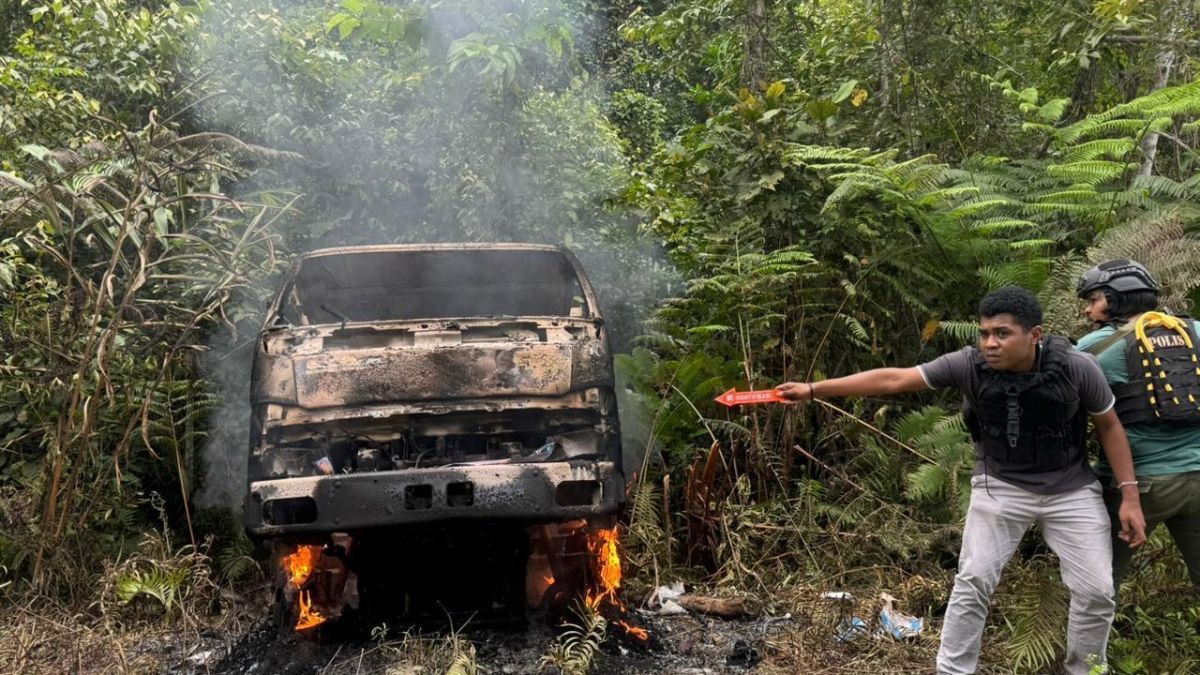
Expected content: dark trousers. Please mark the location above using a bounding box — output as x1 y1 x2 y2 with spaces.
1105 470 1200 592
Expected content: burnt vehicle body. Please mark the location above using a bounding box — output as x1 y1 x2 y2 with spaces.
244 244 623 624
246 243 623 533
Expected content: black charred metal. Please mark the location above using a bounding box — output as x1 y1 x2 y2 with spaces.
246 460 621 535
244 244 624 538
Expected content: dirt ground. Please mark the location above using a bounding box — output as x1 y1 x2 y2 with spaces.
168 608 792 674
1 577 944 674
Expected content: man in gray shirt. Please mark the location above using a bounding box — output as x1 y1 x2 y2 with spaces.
776 286 1145 675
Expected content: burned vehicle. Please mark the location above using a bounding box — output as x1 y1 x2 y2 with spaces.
244 244 624 627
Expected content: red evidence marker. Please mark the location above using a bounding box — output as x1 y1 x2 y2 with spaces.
715 388 786 407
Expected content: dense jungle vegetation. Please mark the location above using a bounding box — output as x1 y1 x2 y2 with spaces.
2 0 1200 671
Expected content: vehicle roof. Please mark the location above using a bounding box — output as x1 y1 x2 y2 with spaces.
298 243 567 260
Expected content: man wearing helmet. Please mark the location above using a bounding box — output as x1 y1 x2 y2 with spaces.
1076 259 1200 595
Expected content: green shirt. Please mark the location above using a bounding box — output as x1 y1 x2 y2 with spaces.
1076 320 1200 477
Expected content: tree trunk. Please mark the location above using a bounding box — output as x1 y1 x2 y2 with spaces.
741 0 773 92
876 0 899 109
1138 0 1186 177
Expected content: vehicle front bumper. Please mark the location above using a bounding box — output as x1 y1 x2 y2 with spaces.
244 460 623 537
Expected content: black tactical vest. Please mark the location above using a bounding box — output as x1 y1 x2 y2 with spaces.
1109 314 1200 427
963 336 1086 472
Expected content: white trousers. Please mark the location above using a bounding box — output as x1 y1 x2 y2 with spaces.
936 477 1115 675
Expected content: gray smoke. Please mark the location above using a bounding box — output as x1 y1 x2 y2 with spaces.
190 0 670 509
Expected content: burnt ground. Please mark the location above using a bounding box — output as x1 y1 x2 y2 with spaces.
1 581 948 674
1 556 945 674
171 609 789 674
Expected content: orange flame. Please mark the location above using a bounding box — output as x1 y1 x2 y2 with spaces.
295 589 327 631
281 545 328 631
282 544 322 587
616 619 649 641
585 526 648 641
585 527 620 610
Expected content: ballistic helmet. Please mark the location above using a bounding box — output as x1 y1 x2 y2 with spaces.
1076 259 1159 298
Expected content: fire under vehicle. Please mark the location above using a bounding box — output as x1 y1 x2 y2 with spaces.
243 244 625 629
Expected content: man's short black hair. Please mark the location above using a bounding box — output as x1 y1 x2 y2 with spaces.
1104 288 1159 320
978 286 1043 331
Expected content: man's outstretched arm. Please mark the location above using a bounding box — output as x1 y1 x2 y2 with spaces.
776 367 930 402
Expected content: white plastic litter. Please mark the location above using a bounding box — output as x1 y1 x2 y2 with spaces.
878 592 923 639
650 582 688 614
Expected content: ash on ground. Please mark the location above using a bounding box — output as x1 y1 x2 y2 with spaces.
175 610 786 674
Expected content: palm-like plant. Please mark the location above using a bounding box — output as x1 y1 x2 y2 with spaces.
0 118 295 590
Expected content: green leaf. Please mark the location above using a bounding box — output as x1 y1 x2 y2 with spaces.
326 13 348 34
152 208 172 236
832 79 858 104
805 99 838 122
757 170 785 190
0 171 33 190
338 16 360 39
758 108 782 124
1036 98 1069 122
19 144 50 161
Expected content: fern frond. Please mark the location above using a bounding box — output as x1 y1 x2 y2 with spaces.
935 320 978 346
1044 161 1133 185
538 601 608 675
999 561 1069 672
970 218 1037 234
948 198 1018 218
1057 80 1200 144
891 406 945 441
781 144 875 165
1061 138 1137 162
1130 174 1194 200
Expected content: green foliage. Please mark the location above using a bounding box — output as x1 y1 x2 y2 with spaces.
897 407 974 520
625 479 672 583
538 601 608 675
995 557 1070 673
1107 527 1200 674
114 565 193 618
0 119 289 592
607 88 668 162
362 624 480 673
1109 605 1200 675
0 0 199 163
624 80 982 501
102 496 217 625
192 507 259 585
618 0 1177 159
192 0 626 243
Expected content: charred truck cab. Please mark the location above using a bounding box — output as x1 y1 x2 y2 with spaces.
244 244 624 627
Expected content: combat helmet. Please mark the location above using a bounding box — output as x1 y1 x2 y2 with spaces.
1076 259 1159 298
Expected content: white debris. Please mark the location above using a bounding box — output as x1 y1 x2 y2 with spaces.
658 599 688 615
186 650 214 664
649 581 689 614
